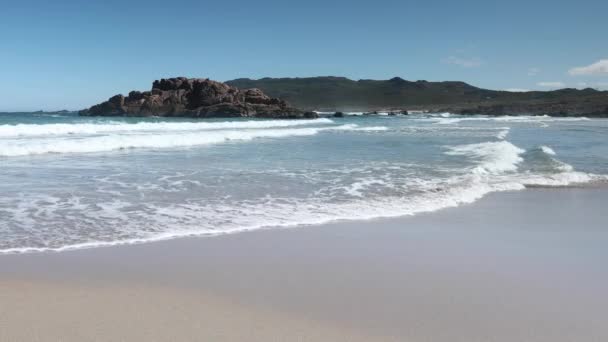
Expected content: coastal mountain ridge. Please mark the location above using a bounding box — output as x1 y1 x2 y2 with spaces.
226 76 608 117
78 76 608 118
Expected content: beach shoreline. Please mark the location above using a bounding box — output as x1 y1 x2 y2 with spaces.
1 187 608 341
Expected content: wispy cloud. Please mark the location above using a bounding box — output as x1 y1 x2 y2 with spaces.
442 56 483 68
527 68 540 76
504 88 530 92
537 81 565 88
568 59 608 76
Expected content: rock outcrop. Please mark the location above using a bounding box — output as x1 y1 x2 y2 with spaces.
80 77 317 119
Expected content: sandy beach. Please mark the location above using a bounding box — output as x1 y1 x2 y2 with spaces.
1 187 608 341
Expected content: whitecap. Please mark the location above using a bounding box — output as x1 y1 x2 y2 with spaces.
0 118 334 138
0 124 385 157
540 145 556 155
444 141 525 175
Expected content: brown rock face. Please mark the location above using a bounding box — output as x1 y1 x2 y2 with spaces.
79 77 316 119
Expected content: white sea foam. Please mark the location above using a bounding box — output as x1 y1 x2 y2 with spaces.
518 171 605 187
496 128 510 140
540 145 556 155
0 118 334 138
445 141 525 175
1 114 606 254
0 124 370 157
431 115 592 125
3 166 604 255
348 126 388 131
343 178 388 197
540 146 574 172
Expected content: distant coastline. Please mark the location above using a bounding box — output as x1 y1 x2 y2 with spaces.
8 76 607 118
226 77 608 117
1 110 76 115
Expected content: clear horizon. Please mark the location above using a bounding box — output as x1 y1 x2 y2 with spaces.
1 0 607 111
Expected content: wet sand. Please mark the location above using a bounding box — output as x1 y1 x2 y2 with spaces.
1 187 608 341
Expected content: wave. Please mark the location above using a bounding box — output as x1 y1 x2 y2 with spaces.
0 124 385 157
0 182 505 254
540 145 556 155
519 171 604 187
496 128 510 139
2 165 604 255
348 126 388 131
445 141 525 175
430 115 591 125
530 145 573 172
445 140 585 177
1 118 606 254
0 118 334 138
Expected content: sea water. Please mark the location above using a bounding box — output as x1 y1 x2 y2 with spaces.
1 112 607 253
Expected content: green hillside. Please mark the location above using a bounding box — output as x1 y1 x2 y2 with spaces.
226 77 608 115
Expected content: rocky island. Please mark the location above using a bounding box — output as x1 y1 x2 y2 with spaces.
80 77 317 119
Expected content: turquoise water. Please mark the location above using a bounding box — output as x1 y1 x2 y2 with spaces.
1 112 607 253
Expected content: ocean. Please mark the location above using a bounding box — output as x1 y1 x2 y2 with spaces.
1 112 607 253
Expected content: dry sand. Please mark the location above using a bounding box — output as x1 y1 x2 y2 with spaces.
0 280 385 342
1 188 608 341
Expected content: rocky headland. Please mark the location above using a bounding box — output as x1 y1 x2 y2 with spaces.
80 77 317 119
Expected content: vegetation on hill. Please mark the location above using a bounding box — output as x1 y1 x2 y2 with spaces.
226 77 608 116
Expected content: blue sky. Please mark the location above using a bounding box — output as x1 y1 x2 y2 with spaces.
1 0 607 111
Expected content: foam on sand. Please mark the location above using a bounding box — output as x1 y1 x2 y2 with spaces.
2 141 605 254
3 168 603 255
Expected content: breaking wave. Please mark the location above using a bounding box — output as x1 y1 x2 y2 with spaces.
0 123 384 157
0 118 334 138
2 138 605 254
445 141 525 175
428 115 591 125
540 145 556 155
1 114 606 254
